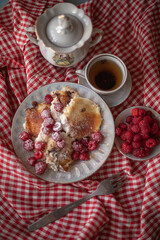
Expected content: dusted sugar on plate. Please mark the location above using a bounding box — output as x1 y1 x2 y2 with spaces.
19 86 103 175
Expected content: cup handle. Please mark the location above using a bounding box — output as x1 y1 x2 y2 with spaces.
25 26 39 46
75 69 85 79
89 28 103 48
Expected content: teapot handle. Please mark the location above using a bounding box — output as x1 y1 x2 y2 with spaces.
25 26 39 46
89 28 103 48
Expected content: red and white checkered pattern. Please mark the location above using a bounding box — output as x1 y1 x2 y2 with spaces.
0 0 160 239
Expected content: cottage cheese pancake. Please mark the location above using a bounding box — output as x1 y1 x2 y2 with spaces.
62 97 102 139
50 86 79 121
21 86 103 174
24 102 50 138
41 133 74 171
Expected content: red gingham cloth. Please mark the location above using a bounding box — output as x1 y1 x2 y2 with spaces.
0 0 160 239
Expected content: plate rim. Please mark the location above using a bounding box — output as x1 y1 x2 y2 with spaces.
11 82 115 183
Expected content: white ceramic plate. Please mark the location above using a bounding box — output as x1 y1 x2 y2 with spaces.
11 82 115 183
78 70 132 108
115 106 160 161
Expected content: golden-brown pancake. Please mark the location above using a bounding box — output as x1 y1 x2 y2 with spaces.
62 97 102 139
25 102 50 138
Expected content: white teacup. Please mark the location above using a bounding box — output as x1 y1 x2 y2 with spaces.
76 54 127 95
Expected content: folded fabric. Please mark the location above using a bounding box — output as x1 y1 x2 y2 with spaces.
0 0 160 239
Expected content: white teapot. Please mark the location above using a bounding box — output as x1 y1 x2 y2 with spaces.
25 3 103 67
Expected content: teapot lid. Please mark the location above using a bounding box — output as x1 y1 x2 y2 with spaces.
35 3 92 53
46 14 83 48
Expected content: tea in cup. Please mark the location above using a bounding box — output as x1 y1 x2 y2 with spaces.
76 54 127 95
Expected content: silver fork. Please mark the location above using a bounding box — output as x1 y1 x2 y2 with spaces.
28 173 128 232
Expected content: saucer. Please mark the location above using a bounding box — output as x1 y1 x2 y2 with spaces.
78 70 132 108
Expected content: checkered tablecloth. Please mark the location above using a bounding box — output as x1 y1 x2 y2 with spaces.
0 0 160 239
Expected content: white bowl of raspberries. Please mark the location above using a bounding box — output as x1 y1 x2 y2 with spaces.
115 106 160 160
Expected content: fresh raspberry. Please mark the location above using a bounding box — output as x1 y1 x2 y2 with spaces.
128 123 134 131
43 117 55 128
54 102 64 112
81 137 90 147
143 115 153 125
132 116 142 125
79 152 89 161
145 138 157 148
146 110 152 116
35 141 45 150
139 108 146 117
126 115 133 124
72 141 83 152
35 161 47 175
119 123 127 130
44 94 53 104
120 131 127 141
133 148 145 158
52 121 62 132
23 139 34 151
150 122 159 135
42 127 51 135
141 139 147 148
19 131 30 141
28 157 37 166
71 151 80 160
131 124 140 133
140 124 150 134
56 139 65 149
141 133 149 139
88 140 98 151
125 131 134 143
115 127 122 136
139 120 148 128
34 150 43 159
155 130 160 138
51 132 62 142
132 141 141 149
132 108 139 117
133 134 141 142
91 131 103 142
139 119 150 132
121 142 132 154
152 118 158 125
144 147 151 157
41 109 51 119
80 145 88 153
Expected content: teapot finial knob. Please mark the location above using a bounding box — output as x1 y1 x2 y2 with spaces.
56 15 73 34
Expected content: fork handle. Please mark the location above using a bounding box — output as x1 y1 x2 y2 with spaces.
28 192 96 232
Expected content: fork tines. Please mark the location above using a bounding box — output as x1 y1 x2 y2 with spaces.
111 173 128 190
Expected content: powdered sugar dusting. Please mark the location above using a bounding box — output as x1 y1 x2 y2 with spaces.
24 86 102 173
